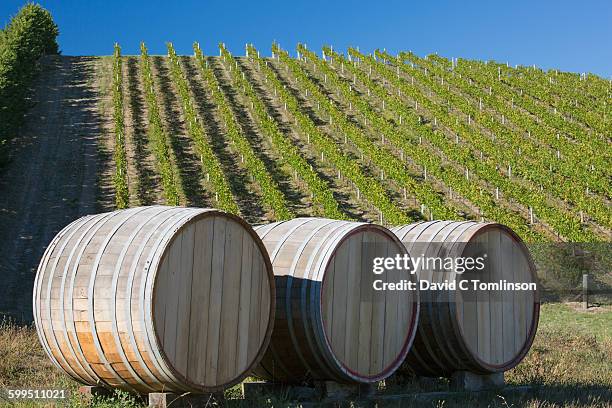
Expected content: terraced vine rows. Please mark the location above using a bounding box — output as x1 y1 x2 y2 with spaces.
109 42 611 241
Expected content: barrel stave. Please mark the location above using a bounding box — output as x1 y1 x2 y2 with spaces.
34 206 274 394
392 221 539 377
256 218 418 384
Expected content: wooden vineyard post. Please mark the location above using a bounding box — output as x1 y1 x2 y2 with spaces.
583 274 589 310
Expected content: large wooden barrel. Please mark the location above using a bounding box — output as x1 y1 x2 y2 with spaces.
33 206 275 394
391 221 539 376
252 218 419 384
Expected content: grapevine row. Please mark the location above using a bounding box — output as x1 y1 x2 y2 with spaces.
491 63 609 134
219 44 345 219
451 58 610 151
166 42 239 214
380 50 610 221
139 43 181 205
405 52 609 191
194 43 293 220
364 49 609 236
275 44 460 222
112 44 129 209
311 45 541 241
456 57 612 165
249 45 409 225
431 56 608 129
299 46 502 221
347 48 599 241
376 50 606 239
388 51 611 230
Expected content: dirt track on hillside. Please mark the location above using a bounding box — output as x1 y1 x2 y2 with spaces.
0 56 111 322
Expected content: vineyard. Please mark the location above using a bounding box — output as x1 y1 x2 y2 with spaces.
1 3 612 406
107 42 610 243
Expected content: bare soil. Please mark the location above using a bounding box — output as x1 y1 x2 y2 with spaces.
0 56 113 323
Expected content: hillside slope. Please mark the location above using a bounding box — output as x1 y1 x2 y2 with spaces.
0 55 113 322
0 47 610 321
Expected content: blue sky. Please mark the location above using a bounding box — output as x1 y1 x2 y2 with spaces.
2 0 611 77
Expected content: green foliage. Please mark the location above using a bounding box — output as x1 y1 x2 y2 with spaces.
273 43 414 225
0 3 59 164
220 44 345 219
346 47 602 241
397 51 610 233
113 44 129 209
194 43 292 220
253 44 409 225
165 43 239 214
317 45 541 240
139 43 181 205
300 45 467 222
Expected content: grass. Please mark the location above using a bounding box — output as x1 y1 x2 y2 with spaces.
532 243 612 305
500 303 612 408
0 303 610 407
535 302 612 341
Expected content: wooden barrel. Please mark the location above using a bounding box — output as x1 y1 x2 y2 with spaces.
391 221 539 376
32 206 275 394
252 218 419 384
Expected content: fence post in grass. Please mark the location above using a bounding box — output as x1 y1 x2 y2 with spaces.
583 273 589 310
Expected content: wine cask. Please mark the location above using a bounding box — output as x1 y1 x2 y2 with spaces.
391 221 539 376
252 218 419 384
33 206 274 394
